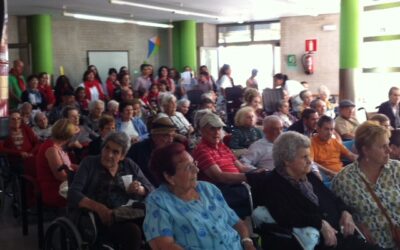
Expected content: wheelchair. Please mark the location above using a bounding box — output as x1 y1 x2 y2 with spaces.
43 166 148 250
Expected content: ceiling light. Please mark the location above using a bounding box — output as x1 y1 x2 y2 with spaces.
63 11 173 28
110 0 220 19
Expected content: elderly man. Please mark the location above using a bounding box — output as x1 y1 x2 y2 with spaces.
378 86 400 129
68 132 153 250
126 117 176 186
288 108 319 137
193 112 253 184
240 115 283 170
335 100 359 140
9 59 26 109
193 112 256 218
311 115 357 177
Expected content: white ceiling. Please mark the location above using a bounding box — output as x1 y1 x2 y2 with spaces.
8 0 343 24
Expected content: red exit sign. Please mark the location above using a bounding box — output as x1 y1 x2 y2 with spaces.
305 39 317 52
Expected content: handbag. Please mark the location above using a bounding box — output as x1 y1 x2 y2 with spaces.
360 174 400 248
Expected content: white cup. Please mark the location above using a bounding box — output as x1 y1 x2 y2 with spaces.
121 175 133 190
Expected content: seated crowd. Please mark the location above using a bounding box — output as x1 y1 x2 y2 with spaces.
1 59 399 250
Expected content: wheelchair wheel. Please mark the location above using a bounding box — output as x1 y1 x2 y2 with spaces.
44 217 84 250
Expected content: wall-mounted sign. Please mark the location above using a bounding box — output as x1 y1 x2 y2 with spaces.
287 54 297 67
305 39 317 52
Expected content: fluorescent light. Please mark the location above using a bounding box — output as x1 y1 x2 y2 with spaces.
63 11 173 28
110 0 220 19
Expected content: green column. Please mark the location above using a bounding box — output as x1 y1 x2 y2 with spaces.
28 15 53 74
339 0 360 101
172 20 197 72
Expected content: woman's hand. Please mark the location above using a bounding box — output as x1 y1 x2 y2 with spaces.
357 223 376 244
321 219 338 247
243 241 256 250
339 211 355 237
128 181 146 196
95 203 113 226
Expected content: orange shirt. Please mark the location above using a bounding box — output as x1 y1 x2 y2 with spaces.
310 135 352 173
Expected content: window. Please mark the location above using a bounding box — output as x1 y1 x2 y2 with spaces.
218 25 251 44
218 21 280 45
254 23 281 41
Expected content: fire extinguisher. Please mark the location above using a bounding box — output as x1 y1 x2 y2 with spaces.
302 52 314 75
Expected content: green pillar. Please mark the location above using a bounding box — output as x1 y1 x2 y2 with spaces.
28 15 53 74
339 0 360 101
172 20 197 72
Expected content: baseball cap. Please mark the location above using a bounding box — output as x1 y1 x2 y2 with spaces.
339 100 355 109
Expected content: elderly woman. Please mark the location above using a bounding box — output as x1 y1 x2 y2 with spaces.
176 98 190 116
273 100 298 130
143 143 256 250
116 99 149 144
246 131 379 250
36 119 77 207
369 113 393 131
68 132 154 250
0 110 40 175
32 111 52 141
88 115 116 156
332 122 400 249
242 88 264 125
158 93 194 142
105 99 119 119
229 106 263 150
82 100 105 133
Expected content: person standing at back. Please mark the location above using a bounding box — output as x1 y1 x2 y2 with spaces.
9 59 26 109
378 86 400 129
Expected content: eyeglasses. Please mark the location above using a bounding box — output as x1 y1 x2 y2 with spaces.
183 161 198 172
11 117 21 121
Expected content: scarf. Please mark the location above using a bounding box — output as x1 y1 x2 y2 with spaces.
276 167 319 206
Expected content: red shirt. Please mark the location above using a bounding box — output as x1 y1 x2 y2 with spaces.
36 140 66 207
106 78 117 99
192 139 239 183
38 84 56 106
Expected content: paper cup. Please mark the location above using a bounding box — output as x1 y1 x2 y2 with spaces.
121 175 133 190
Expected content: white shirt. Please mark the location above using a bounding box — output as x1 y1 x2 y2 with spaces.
240 137 274 170
158 112 191 135
120 121 139 139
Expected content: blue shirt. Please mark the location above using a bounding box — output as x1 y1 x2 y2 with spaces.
143 181 242 250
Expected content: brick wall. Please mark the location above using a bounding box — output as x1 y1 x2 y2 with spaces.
281 14 339 95
8 16 170 86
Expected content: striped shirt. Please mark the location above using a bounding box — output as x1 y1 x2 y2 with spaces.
192 139 239 183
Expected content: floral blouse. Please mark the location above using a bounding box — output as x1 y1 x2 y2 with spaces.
332 160 400 249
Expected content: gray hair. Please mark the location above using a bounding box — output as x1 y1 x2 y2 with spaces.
177 98 190 108
102 132 131 156
89 100 105 112
34 111 46 124
273 131 310 169
263 115 282 127
107 100 119 110
160 93 177 109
